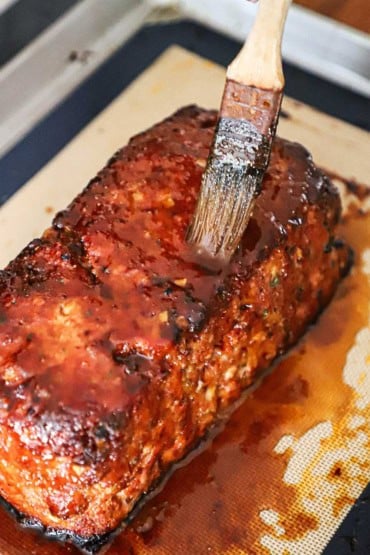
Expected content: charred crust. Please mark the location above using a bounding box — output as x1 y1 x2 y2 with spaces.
112 349 148 376
0 495 114 554
339 246 354 277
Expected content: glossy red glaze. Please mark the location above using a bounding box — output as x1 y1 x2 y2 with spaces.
0 107 351 547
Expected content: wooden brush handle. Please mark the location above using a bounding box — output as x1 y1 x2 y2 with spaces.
227 0 291 90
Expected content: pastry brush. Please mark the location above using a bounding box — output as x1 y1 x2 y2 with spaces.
187 0 291 265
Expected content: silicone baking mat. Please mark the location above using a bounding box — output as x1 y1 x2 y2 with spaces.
0 45 369 555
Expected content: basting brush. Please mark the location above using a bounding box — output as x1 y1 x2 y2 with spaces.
187 0 291 265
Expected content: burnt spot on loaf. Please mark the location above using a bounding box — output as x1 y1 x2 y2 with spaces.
216 284 231 303
92 411 127 455
165 304 206 342
324 237 347 254
68 240 85 260
94 423 111 441
113 349 152 376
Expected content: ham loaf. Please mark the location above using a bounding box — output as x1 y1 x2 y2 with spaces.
0 107 351 552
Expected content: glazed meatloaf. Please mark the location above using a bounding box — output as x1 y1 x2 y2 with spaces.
0 107 351 552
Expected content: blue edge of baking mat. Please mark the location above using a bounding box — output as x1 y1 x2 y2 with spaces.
0 16 370 555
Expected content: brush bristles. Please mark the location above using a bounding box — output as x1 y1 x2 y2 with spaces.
187 113 270 264
187 159 262 264
187 83 282 265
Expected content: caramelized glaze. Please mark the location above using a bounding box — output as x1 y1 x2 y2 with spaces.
0 207 367 554
0 107 359 549
109 212 370 555
0 108 343 458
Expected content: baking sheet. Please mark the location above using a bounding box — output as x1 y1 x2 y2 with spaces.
0 46 369 554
